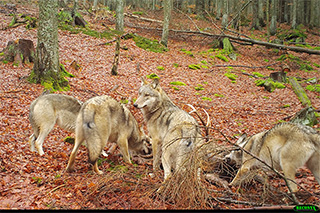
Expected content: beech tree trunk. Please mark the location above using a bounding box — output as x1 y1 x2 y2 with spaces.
29 0 69 91
111 0 124 76
160 0 172 47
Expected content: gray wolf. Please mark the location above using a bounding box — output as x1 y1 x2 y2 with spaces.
65 95 149 174
134 77 202 180
29 94 82 156
224 122 320 193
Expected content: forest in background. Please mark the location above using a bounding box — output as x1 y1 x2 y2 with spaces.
0 0 319 210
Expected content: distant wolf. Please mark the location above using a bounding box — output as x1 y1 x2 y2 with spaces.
65 95 149 174
134 77 202 180
224 122 320 193
29 94 82 156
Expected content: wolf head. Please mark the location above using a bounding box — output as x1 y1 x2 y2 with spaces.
136 127 152 155
224 134 248 167
133 77 163 114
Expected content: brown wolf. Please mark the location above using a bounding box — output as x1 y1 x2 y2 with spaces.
65 95 149 174
225 122 320 192
29 94 82 156
134 78 202 180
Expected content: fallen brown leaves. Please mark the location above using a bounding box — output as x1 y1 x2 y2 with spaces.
0 2 319 210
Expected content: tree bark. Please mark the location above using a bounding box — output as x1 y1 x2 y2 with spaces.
111 0 124 76
160 0 172 47
29 0 69 91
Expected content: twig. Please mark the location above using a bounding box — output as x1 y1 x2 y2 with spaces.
225 0 252 30
187 104 210 142
48 184 66 194
174 7 201 32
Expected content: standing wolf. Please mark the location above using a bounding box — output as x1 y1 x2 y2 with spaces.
134 77 202 180
65 95 149 174
224 122 320 193
29 94 82 156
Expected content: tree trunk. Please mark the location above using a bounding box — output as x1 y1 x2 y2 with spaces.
160 0 172 47
29 0 69 91
111 0 124 76
269 0 277 35
195 0 205 19
221 0 229 28
291 0 297 29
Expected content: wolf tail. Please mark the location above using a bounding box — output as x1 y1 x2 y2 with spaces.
82 103 103 164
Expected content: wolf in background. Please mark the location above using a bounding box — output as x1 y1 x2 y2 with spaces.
65 95 149 174
224 122 320 193
134 77 202 180
29 94 82 156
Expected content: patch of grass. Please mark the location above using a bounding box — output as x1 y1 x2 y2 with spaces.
132 11 144 15
224 72 237 81
277 54 315 72
194 84 204 91
180 49 194 57
188 64 201 70
201 97 212 101
282 104 291 108
146 73 159 79
171 86 179 91
214 93 225 98
157 66 165 70
252 72 264 78
215 54 229 62
133 35 168 53
170 81 186 86
306 84 320 93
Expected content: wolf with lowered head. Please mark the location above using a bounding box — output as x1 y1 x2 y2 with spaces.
65 95 149 174
134 77 202 180
225 122 320 193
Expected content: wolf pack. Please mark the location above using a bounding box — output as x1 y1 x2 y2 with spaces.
28 77 320 195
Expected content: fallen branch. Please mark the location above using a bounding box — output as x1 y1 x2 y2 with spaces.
127 23 320 55
211 62 279 70
124 12 162 23
288 77 312 107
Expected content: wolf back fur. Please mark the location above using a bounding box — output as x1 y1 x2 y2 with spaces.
226 122 320 193
65 95 148 174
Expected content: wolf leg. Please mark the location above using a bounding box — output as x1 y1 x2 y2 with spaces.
117 137 131 164
34 122 55 156
162 152 172 180
306 150 320 187
29 134 36 152
280 144 314 193
152 138 162 171
66 124 85 172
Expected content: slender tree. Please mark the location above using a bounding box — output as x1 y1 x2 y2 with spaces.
160 0 172 47
29 0 69 91
111 0 124 75
269 0 277 35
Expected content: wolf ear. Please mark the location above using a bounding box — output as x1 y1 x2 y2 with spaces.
236 133 247 144
151 78 159 89
140 77 148 86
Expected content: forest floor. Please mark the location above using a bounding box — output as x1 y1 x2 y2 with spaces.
0 1 319 210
